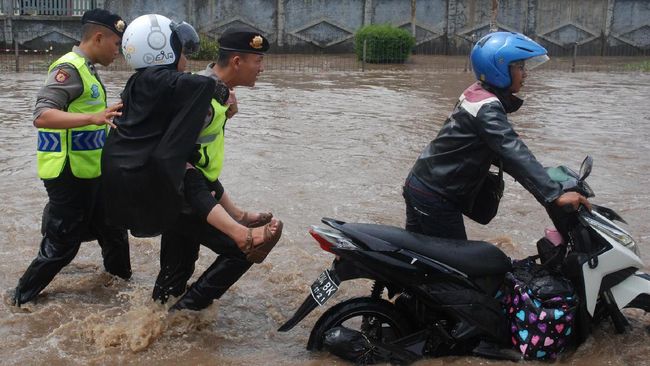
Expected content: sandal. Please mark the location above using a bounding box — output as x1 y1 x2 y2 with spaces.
238 211 273 228
243 220 283 264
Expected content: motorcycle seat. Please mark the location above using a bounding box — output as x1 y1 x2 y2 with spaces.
342 223 512 276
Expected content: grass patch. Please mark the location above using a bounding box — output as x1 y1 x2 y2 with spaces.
624 60 650 71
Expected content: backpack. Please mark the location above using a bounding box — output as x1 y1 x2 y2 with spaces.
501 257 577 360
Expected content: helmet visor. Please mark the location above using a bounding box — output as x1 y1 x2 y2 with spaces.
170 21 200 56
524 54 549 70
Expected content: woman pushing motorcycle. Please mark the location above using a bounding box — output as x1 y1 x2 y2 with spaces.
403 31 590 239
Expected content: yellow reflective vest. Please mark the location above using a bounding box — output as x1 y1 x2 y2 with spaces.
36 52 107 179
194 99 229 182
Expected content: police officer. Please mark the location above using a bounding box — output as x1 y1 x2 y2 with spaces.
12 8 131 306
152 27 283 311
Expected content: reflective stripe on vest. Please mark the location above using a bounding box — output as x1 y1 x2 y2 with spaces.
37 131 62 152
71 129 106 150
195 99 229 182
37 52 107 179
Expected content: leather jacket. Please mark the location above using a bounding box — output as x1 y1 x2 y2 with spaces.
410 82 563 212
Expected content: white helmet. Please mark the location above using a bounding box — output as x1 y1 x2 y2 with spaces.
122 14 200 69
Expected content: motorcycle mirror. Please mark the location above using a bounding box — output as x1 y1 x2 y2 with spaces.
579 156 593 181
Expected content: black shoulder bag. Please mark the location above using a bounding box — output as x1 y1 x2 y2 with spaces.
464 161 504 225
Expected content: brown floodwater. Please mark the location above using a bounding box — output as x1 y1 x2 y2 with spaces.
1 68 650 365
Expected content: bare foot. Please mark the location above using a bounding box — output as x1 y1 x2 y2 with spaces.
238 211 273 228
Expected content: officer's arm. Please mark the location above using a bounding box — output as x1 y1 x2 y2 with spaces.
33 64 120 129
35 104 121 129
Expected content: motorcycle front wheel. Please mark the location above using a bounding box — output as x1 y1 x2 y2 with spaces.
307 297 416 351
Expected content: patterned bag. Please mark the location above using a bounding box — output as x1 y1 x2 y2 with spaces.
501 258 577 360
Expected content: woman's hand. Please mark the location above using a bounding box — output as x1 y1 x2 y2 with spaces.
554 191 591 211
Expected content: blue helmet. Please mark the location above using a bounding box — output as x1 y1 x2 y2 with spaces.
470 32 549 89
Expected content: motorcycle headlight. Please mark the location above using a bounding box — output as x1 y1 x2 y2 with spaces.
584 216 639 256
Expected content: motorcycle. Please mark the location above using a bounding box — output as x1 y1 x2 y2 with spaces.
278 156 650 363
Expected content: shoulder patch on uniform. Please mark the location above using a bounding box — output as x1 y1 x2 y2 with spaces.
90 84 100 98
54 69 70 83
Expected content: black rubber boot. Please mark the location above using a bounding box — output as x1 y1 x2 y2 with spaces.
170 255 252 311
152 262 196 304
98 227 132 280
152 228 200 303
14 236 80 306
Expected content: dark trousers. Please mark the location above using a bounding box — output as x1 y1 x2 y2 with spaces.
14 164 131 305
152 212 252 311
403 174 468 240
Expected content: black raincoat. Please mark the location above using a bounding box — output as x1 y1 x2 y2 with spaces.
101 66 215 237
410 82 563 212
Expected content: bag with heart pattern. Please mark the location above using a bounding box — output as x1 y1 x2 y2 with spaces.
501 257 577 360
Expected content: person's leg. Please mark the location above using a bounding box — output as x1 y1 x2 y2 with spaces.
152 215 201 303
42 201 96 242
90 180 131 279
403 179 467 240
96 225 131 279
13 166 87 305
170 222 252 311
184 168 281 255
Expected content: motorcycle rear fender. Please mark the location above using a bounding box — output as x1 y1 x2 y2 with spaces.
277 259 374 332
610 272 650 311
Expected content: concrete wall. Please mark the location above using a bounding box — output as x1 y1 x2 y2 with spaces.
1 0 649 55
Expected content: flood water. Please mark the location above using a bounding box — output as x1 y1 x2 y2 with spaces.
1 68 650 365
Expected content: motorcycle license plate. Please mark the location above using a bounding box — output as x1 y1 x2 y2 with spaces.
310 270 339 306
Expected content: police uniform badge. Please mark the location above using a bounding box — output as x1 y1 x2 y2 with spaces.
54 69 70 83
219 27 269 54
250 35 264 50
81 8 126 36
115 19 126 33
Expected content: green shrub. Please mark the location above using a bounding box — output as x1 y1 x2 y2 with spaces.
625 60 650 72
354 24 415 63
192 34 220 61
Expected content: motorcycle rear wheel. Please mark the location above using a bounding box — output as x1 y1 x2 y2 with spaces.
307 297 415 351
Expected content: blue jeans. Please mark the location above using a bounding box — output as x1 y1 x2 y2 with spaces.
403 174 467 240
